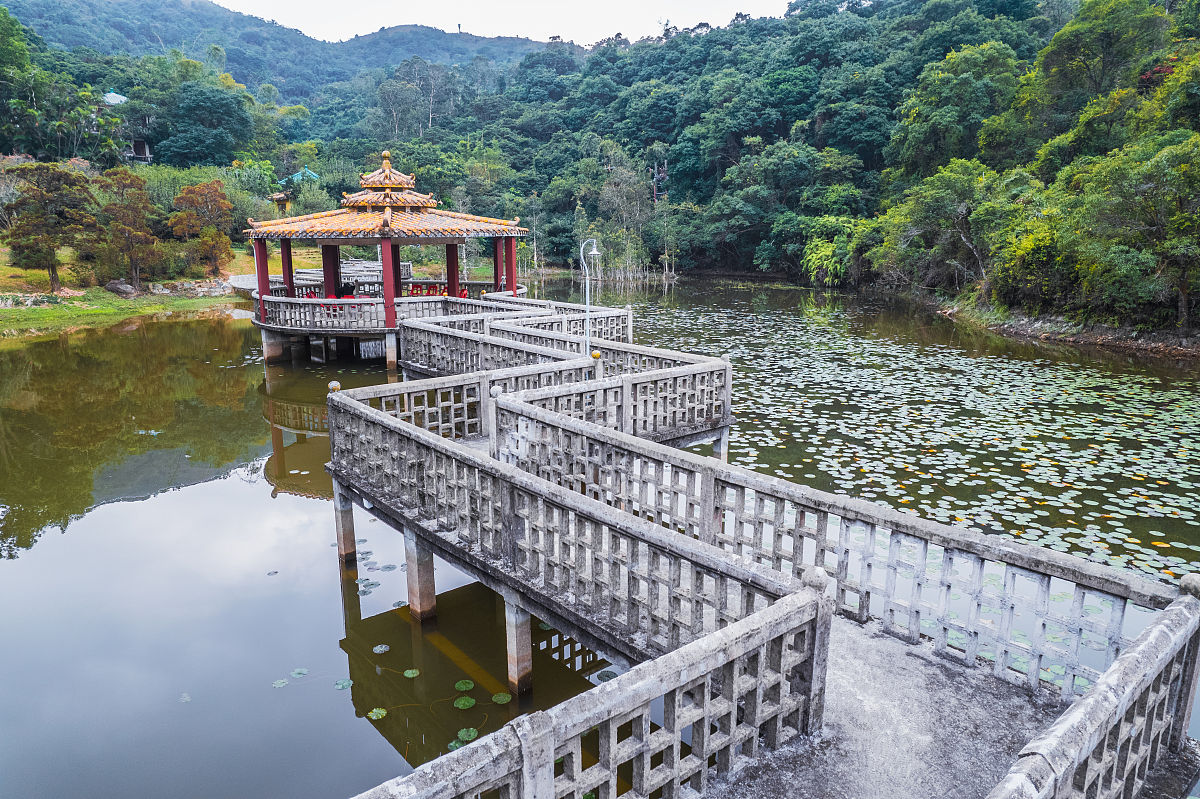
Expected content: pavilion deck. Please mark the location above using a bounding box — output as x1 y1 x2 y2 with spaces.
320 292 1200 799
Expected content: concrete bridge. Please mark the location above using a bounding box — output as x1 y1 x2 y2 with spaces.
321 292 1200 799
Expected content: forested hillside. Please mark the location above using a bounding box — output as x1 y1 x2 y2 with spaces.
4 0 551 96
2 0 1198 328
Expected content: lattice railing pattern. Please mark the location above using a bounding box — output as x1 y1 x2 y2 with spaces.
328 398 805 658
493 388 1174 700
986 593 1200 799
351 591 825 799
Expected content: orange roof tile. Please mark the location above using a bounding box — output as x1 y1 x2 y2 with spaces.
245 152 526 241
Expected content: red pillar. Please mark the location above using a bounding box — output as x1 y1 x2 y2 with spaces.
280 238 294 297
321 244 339 297
253 238 270 319
505 236 517 296
493 238 503 291
380 237 397 328
446 243 460 298
392 243 402 293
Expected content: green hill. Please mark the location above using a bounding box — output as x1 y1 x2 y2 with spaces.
2 0 552 96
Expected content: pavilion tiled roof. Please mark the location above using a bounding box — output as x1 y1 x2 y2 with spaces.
246 151 526 241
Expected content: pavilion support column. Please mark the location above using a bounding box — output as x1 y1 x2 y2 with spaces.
253 238 270 320
260 329 285 363
493 238 503 291
280 238 295 297
391 243 403 292
505 236 517 296
381 236 398 340
384 333 398 370
403 527 436 622
446 243 460 298
321 244 339 296
503 590 533 695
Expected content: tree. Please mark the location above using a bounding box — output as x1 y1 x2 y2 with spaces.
169 180 234 239
3 163 97 292
886 43 1022 181
94 167 159 289
156 82 252 167
1039 0 1167 97
170 180 235 276
1071 132 1200 329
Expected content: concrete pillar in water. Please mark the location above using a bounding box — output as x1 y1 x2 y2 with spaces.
714 427 731 463
403 527 436 622
260 328 285 363
504 591 533 695
332 475 356 566
385 332 398 371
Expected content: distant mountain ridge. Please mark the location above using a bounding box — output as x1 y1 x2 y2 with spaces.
3 0 553 97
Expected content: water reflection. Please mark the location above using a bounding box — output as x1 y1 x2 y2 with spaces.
0 314 267 557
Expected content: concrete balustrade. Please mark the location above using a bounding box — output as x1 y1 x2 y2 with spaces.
326 294 1200 799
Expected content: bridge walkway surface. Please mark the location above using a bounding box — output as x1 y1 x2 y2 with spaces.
316 292 1200 799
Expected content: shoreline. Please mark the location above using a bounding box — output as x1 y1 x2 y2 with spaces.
939 300 1200 361
0 287 239 341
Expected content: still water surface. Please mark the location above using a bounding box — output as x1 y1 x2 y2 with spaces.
1 279 1197 798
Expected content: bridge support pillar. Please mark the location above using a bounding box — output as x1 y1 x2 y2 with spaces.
714 427 730 462
403 528 437 622
504 592 533 695
385 332 398 370
333 479 356 566
260 329 286 363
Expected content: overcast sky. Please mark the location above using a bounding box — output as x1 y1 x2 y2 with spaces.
211 0 787 45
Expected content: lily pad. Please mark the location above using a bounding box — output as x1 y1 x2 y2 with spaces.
372 644 390 654
381 564 398 571
491 693 512 705
453 696 476 710
334 679 353 690
266 570 278 576
447 740 463 751
457 727 479 742
454 679 475 692
178 693 191 703
290 668 309 678
392 600 408 608
272 679 289 688
596 670 617 683
367 708 387 720
403 669 420 678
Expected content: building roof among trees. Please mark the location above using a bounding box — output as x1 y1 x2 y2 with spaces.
247 152 526 242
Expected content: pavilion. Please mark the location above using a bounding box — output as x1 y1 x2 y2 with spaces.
245 152 528 364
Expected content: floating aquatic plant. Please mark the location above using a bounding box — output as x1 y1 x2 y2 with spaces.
457 727 478 742
334 679 353 690
266 571 278 576
290 668 309 678
596 671 617 683
367 708 387 720
454 680 474 692
178 693 191 703
272 679 288 688
392 600 408 608
491 693 512 705
447 740 462 751
403 669 420 678
381 564 398 572
453 696 476 710
373 645 390 654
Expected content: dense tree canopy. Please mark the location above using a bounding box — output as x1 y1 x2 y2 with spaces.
2 0 1199 328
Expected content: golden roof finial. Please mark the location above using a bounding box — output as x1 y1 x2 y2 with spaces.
381 150 391 170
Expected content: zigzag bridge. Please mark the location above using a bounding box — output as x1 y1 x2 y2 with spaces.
314 292 1200 799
